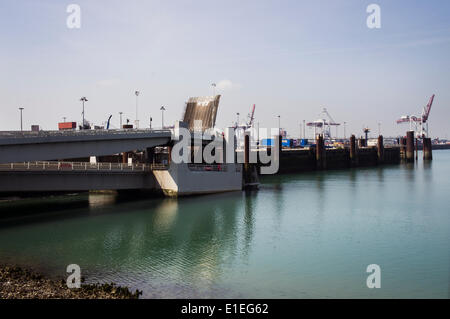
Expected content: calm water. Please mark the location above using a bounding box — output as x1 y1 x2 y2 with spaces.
0 151 449 298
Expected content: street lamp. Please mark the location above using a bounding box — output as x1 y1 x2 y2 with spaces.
378 122 381 136
211 83 216 96
160 106 166 128
344 122 347 139
150 117 152 129
19 107 24 131
135 90 140 128
236 112 240 127
277 115 281 135
80 97 88 130
119 112 123 129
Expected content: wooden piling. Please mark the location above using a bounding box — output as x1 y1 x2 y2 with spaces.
415 138 418 160
350 134 357 166
316 134 324 169
400 137 406 158
423 137 433 160
377 135 384 164
406 131 415 162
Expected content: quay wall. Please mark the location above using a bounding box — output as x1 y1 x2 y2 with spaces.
257 146 401 174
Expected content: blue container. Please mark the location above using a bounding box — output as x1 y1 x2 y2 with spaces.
261 138 274 146
300 139 309 146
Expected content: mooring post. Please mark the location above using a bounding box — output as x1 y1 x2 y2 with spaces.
316 134 324 170
377 135 384 164
423 137 433 160
350 134 357 166
243 133 250 182
244 133 250 164
400 137 406 159
415 138 418 160
406 131 415 162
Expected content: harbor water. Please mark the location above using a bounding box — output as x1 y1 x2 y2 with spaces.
0 151 449 298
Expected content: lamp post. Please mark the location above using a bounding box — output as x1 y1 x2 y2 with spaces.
277 115 281 135
19 107 24 131
80 97 88 130
303 120 306 139
135 90 140 128
63 117 66 122
160 106 166 128
150 117 152 129
344 122 347 139
119 112 123 129
211 83 216 96
236 112 240 127
378 122 381 136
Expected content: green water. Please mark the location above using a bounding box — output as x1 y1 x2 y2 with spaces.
0 151 449 298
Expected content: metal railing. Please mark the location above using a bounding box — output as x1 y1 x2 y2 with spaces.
187 163 236 172
0 161 169 172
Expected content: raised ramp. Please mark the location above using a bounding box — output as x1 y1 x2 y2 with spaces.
182 95 220 131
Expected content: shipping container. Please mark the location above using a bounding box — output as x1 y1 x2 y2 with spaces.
58 122 77 130
261 138 274 146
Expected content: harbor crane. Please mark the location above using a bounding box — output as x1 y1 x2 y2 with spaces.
397 94 435 138
306 107 340 139
234 104 256 130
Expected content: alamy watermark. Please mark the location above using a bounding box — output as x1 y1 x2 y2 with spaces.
66 263 81 288
171 122 280 175
366 4 381 29
66 4 81 29
366 264 381 288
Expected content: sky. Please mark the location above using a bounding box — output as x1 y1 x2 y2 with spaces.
0 0 449 138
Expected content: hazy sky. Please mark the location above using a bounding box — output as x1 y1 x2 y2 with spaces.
1 0 449 138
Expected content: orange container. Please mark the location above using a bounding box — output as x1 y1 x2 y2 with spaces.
58 122 76 130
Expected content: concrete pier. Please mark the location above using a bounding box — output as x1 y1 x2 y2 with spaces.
406 131 415 162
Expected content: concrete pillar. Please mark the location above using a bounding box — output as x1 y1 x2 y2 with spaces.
423 137 433 160
167 145 172 165
377 135 384 164
145 147 154 164
406 131 415 162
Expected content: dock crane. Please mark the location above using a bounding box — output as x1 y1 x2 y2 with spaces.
397 94 435 138
246 104 256 128
306 107 340 139
234 104 256 130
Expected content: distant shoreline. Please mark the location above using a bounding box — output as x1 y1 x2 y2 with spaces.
0 264 142 299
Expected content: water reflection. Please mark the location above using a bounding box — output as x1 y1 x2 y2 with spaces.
0 152 449 298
